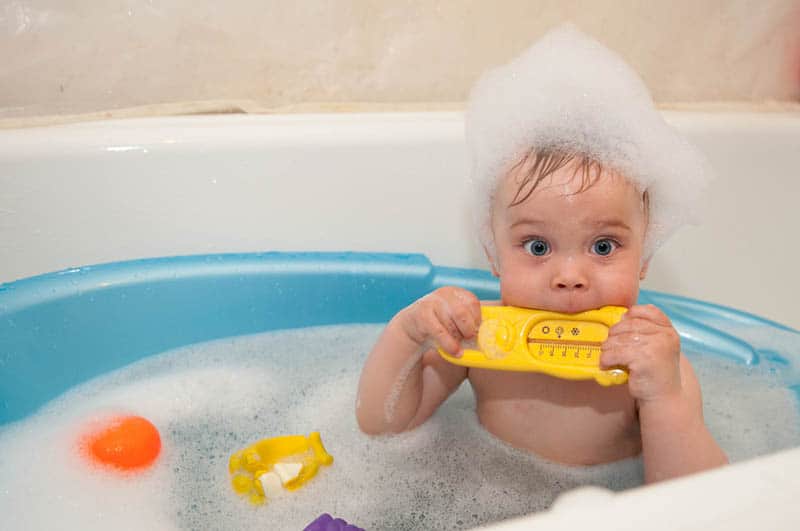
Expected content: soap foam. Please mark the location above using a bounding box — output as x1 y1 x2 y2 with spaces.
465 24 713 260
0 324 797 530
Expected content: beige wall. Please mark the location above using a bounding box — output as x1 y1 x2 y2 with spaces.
2 1 800 123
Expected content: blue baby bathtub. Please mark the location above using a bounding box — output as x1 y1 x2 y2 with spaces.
1 252 797 425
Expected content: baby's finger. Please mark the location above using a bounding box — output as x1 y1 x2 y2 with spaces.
430 324 461 356
607 317 660 340
457 289 482 328
599 339 636 369
610 311 653 330
624 304 672 327
441 288 481 336
599 352 630 372
432 297 463 338
450 302 480 339
430 301 464 355
606 327 656 347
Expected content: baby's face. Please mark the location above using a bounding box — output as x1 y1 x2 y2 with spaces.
490 163 648 313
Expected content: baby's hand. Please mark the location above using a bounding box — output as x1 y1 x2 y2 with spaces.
600 304 682 403
400 287 481 356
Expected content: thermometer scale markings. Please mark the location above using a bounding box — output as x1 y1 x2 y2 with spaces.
531 339 602 366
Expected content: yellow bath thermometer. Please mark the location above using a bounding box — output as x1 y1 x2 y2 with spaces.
438 305 629 386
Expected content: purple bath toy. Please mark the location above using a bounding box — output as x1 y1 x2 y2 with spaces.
303 513 364 531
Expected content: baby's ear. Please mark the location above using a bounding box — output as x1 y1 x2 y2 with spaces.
639 259 650 280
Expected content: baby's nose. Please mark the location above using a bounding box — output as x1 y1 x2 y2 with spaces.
553 278 586 290
555 279 585 289
551 259 589 290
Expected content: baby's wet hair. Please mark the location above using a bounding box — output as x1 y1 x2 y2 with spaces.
506 147 650 219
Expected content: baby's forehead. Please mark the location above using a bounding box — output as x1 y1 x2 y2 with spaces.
491 163 648 232
496 160 642 203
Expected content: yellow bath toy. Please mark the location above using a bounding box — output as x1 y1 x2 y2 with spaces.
438 305 629 386
228 431 333 505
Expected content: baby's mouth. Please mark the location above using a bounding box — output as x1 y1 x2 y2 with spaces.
539 297 598 315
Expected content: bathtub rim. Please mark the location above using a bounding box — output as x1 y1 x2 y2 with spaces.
1 251 797 426
1 250 796 334
1 109 799 156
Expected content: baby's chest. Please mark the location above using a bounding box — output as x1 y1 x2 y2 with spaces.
468 367 633 405
467 369 639 458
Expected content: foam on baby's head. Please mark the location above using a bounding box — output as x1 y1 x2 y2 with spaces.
466 24 712 260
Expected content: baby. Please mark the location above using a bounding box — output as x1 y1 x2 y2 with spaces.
356 26 728 483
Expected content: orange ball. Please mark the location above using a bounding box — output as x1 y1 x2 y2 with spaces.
83 415 161 471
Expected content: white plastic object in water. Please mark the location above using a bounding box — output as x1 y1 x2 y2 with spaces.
273 462 303 485
479 446 800 530
258 471 283 498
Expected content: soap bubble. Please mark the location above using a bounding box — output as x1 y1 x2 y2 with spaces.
466 24 713 260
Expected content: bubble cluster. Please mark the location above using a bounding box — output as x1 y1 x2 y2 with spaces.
465 24 713 260
0 324 796 530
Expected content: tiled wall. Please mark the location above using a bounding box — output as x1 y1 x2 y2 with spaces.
2 0 799 121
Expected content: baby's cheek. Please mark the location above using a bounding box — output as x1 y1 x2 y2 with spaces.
499 274 540 307
599 271 640 307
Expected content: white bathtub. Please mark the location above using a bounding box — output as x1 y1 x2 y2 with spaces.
1 112 799 529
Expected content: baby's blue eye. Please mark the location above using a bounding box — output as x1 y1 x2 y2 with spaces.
523 239 550 256
592 239 616 256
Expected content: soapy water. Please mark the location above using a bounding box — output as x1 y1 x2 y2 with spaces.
0 323 798 530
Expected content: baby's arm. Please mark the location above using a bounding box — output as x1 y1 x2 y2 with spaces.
356 287 479 434
600 305 728 483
